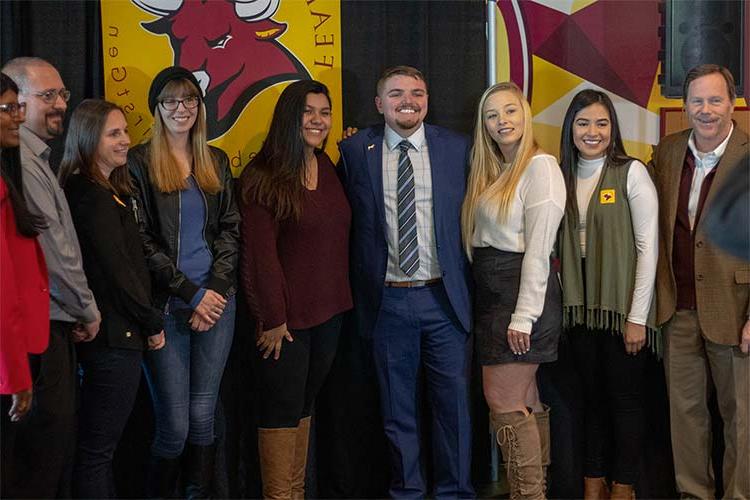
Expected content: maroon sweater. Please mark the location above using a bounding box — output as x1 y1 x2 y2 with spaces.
240 152 352 331
673 150 717 310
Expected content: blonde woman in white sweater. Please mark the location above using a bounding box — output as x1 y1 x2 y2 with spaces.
462 82 566 500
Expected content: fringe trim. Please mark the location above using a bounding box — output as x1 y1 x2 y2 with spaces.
563 305 662 358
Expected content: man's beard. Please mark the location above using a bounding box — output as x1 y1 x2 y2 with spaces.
46 111 65 137
395 116 421 131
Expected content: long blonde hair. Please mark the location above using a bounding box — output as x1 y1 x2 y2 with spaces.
461 82 538 259
148 79 221 194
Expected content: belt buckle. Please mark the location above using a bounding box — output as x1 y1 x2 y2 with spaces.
385 278 440 288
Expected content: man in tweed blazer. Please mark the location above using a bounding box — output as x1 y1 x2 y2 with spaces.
651 64 750 500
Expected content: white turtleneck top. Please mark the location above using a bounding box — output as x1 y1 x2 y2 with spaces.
575 156 658 325
472 153 566 334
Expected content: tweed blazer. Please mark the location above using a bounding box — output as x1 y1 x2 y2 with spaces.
650 126 750 345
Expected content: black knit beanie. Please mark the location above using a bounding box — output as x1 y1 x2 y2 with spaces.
148 66 202 115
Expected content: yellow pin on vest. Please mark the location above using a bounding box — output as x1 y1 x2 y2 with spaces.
599 189 616 204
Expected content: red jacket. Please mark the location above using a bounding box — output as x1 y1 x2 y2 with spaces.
1 178 49 394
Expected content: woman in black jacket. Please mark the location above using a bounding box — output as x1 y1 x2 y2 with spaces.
59 99 165 499
127 66 240 498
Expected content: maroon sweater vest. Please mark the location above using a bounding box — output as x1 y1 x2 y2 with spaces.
673 150 718 310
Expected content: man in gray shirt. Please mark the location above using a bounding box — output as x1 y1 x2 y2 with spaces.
2 56 100 498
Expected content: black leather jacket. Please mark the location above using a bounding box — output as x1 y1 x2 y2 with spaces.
128 143 240 310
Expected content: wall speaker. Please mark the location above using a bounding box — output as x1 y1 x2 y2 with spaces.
659 0 745 98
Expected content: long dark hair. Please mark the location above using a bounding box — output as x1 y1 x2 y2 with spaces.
58 99 132 195
0 72 46 237
559 89 632 210
240 80 331 221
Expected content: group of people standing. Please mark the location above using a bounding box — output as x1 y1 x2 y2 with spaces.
0 54 748 500
1 60 239 499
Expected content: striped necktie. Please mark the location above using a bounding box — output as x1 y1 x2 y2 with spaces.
397 140 420 276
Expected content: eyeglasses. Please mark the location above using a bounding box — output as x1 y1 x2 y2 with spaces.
160 95 200 111
32 88 71 104
0 102 27 118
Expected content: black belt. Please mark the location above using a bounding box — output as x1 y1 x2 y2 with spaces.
384 278 442 288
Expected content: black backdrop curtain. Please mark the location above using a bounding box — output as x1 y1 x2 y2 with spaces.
1 0 103 168
2 1 681 499
1 0 486 148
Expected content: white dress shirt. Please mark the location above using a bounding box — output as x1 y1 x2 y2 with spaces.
686 123 734 229
382 124 442 282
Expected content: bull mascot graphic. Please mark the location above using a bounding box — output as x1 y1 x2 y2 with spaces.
134 0 310 140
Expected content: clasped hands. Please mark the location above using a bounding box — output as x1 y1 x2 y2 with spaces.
190 290 227 332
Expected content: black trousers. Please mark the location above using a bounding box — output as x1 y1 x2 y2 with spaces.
537 338 586 498
568 326 647 485
2 320 78 499
311 314 391 498
73 345 143 498
255 314 343 428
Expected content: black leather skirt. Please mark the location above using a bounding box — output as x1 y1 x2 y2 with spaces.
472 246 562 365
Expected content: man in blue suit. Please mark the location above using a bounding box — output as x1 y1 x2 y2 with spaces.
338 66 474 499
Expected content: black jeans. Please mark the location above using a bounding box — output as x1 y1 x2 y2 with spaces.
2 320 78 498
255 314 343 428
314 315 391 498
73 345 143 498
568 326 647 485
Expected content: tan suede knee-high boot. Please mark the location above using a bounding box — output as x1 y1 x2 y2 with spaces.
290 417 311 500
258 427 297 500
491 410 545 500
535 405 551 494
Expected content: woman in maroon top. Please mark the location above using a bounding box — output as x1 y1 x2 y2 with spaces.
239 79 352 499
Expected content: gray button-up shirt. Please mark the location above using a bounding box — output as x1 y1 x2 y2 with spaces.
20 126 99 323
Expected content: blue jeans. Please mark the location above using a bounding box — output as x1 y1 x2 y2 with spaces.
144 296 236 458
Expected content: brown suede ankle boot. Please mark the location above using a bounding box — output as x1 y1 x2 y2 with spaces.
258 427 298 499
490 410 545 500
584 477 610 500
290 417 311 500
535 405 551 494
610 482 635 500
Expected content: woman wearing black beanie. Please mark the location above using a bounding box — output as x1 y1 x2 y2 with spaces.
128 66 240 499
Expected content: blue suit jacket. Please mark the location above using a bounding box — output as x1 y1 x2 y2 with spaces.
338 124 472 339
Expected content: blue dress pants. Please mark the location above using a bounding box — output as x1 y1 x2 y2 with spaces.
372 284 474 499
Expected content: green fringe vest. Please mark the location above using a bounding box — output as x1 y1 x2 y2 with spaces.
559 160 661 356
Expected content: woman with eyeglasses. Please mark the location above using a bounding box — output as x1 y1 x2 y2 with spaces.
127 67 240 498
0 72 49 496
58 99 166 498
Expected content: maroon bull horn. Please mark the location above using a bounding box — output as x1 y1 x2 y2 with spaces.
233 0 280 21
133 0 183 16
